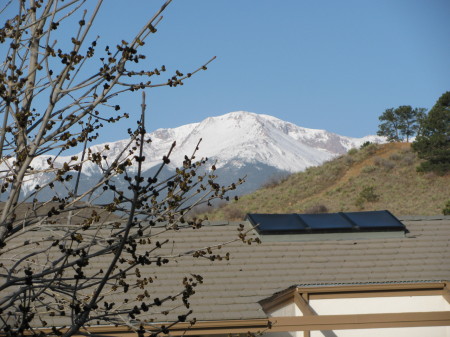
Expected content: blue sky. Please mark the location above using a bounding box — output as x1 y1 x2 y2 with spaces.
8 0 450 142
119 0 446 138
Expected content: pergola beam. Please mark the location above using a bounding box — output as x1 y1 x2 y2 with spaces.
266 311 450 332
12 283 450 337
294 291 315 316
40 311 450 336
443 283 450 305
293 292 314 337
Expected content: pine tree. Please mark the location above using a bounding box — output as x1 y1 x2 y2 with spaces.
377 108 401 142
377 106 426 142
397 106 427 142
412 92 450 174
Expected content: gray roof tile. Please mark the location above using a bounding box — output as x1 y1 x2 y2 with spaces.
3 216 450 326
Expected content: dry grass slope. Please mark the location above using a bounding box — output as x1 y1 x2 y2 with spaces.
205 143 450 220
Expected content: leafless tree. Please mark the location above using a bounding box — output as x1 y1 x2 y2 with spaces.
0 1 248 335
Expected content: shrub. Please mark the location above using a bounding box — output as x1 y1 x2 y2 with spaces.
374 157 395 170
401 152 417 166
361 143 380 156
360 186 380 202
443 200 450 215
383 160 395 170
360 141 372 149
389 153 401 161
344 156 355 166
361 165 377 174
423 171 437 180
416 161 450 176
355 186 380 208
304 204 329 214
348 148 358 155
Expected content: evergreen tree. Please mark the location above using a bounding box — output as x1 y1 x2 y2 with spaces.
377 106 425 142
412 92 450 174
397 106 427 142
377 108 401 142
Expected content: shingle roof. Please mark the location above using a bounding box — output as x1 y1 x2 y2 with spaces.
2 215 450 326
150 216 450 321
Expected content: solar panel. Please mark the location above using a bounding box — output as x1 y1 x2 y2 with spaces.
246 214 307 234
343 210 405 231
247 210 405 235
298 213 354 232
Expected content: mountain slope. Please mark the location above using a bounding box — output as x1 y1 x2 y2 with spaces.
56 111 383 173
9 111 384 199
205 143 450 219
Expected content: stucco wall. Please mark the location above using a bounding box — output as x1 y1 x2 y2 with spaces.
265 295 450 337
266 302 302 337
310 295 450 314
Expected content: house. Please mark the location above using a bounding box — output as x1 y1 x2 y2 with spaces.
1 211 450 336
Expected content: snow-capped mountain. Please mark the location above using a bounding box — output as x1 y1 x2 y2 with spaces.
16 111 384 199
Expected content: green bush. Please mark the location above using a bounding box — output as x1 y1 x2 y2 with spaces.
360 141 372 149
304 204 329 214
360 186 380 202
355 186 380 208
443 200 450 215
348 148 358 155
363 143 380 155
361 165 377 174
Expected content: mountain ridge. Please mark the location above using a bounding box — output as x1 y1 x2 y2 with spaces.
5 111 385 198
49 111 384 171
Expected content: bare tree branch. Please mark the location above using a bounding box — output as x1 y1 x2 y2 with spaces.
0 1 246 336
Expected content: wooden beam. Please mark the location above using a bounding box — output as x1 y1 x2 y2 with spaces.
266 311 450 332
443 283 450 305
259 287 296 313
296 282 446 295
293 292 314 337
294 291 315 316
301 293 311 337
261 283 447 315
310 289 442 300
26 311 448 336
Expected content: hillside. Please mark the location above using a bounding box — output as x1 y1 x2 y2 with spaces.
205 143 450 219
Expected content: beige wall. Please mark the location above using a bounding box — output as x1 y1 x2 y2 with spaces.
310 295 450 314
265 295 450 337
266 302 302 337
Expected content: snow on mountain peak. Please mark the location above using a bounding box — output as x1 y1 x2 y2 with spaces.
17 111 385 197
133 110 383 173
63 111 384 173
